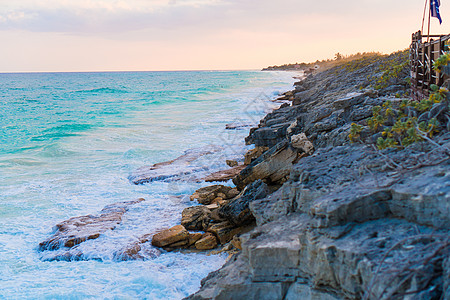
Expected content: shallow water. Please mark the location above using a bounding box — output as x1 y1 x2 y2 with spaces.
0 70 295 299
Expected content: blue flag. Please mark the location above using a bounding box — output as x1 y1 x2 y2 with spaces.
431 0 443 24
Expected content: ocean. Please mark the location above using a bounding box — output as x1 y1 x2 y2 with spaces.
0 70 296 299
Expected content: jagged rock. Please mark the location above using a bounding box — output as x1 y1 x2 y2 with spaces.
203 165 245 182
190 185 238 204
129 147 222 184
185 253 290 300
225 122 253 130
244 146 269 165
249 189 290 226
230 235 242 250
39 198 145 251
332 92 364 109
195 233 218 250
219 180 271 226
207 221 244 244
188 232 203 247
181 206 213 231
290 133 314 154
188 52 450 299
245 123 292 148
444 256 450 299
151 225 189 248
233 141 298 190
284 282 340 300
114 234 161 261
226 160 238 167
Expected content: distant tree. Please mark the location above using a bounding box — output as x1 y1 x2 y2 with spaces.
335 53 344 60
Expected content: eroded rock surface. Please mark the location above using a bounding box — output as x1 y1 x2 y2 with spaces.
39 198 145 252
129 147 222 185
187 52 449 299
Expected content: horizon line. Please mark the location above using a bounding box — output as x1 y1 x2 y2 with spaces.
0 68 270 75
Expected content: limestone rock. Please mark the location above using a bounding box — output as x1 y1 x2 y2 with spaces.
249 189 290 226
207 221 244 244
219 180 270 226
284 282 340 300
332 92 364 109
39 198 145 251
230 235 242 250
195 233 218 250
233 141 298 190
151 225 189 248
114 235 161 261
203 165 245 182
188 232 203 247
226 160 238 167
181 206 212 231
129 147 222 184
290 133 314 155
190 185 238 204
244 147 269 165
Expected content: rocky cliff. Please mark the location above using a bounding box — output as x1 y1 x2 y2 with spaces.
187 51 450 300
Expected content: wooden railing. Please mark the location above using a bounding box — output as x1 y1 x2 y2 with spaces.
410 30 450 100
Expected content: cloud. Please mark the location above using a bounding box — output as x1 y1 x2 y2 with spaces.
0 0 414 36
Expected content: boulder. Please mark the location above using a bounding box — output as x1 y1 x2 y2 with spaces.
226 160 238 167
188 232 203 247
203 165 245 182
207 221 244 244
219 180 271 226
39 198 145 251
290 133 314 155
151 225 189 248
190 185 238 204
129 147 222 184
233 141 298 190
332 92 364 109
244 147 269 165
195 233 218 250
181 206 212 231
114 235 161 261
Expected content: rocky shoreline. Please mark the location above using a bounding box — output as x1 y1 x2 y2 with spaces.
38 51 449 299
185 51 449 299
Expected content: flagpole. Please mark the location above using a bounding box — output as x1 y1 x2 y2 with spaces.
428 0 432 42
422 0 429 35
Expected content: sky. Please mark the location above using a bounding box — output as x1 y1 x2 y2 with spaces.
1 0 450 72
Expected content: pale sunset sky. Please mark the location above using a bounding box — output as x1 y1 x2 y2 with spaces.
1 0 450 72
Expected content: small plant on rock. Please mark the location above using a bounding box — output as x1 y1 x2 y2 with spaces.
349 123 363 142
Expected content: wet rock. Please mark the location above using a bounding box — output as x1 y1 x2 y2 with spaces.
203 165 245 182
195 233 218 250
188 232 203 247
39 198 145 251
226 160 238 167
207 221 244 244
181 206 213 231
233 141 298 190
226 122 253 130
190 185 238 204
129 147 222 185
151 225 189 248
114 235 161 261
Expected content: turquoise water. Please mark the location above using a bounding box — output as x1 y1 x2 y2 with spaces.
0 70 295 299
